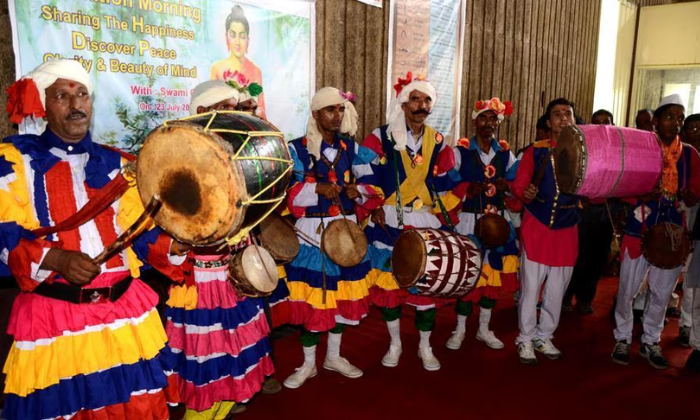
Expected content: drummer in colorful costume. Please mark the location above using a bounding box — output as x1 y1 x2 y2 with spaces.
612 94 700 370
0 59 187 420
446 98 520 351
164 77 275 420
363 73 456 371
512 98 581 365
283 87 382 389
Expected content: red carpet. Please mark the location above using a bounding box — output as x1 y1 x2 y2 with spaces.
246 277 700 420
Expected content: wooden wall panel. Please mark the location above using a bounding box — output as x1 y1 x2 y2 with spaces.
0 0 612 150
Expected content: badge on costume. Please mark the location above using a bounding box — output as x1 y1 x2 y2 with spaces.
435 133 443 144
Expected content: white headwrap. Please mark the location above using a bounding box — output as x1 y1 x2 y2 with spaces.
305 87 358 159
190 80 240 115
27 59 93 111
386 80 437 151
658 93 685 110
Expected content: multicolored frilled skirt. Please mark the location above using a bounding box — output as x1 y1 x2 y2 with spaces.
285 215 373 332
165 254 273 413
2 271 178 420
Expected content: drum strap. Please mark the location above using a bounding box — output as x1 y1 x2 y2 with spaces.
532 147 553 188
389 136 405 228
310 154 329 305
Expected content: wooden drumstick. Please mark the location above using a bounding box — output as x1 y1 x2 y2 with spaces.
92 196 162 266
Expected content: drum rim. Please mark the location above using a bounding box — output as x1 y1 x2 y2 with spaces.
554 124 585 195
391 229 427 288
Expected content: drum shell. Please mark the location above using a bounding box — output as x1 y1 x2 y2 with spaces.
554 125 662 199
642 222 691 269
391 228 482 298
475 213 510 248
136 112 292 246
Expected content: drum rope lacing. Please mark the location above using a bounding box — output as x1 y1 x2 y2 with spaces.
165 111 295 248
666 222 683 252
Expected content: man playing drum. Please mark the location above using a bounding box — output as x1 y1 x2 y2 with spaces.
612 95 700 370
363 73 456 371
163 79 276 420
282 87 382 389
512 98 582 365
446 98 520 351
0 59 188 420
679 114 700 372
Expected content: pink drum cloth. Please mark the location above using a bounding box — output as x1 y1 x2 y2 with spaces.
576 125 662 198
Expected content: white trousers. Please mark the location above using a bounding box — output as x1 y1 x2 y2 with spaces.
691 289 700 350
681 280 694 328
614 250 681 344
516 251 574 344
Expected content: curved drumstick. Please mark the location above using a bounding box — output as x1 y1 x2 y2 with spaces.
92 196 162 266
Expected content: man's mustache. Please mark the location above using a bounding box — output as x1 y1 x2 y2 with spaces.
412 109 431 116
67 110 87 119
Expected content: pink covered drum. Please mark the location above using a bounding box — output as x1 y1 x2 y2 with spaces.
391 228 482 298
554 125 662 199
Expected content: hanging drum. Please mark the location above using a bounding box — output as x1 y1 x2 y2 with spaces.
321 218 368 268
136 111 293 246
474 213 511 248
256 212 300 263
229 245 279 297
642 222 691 269
554 125 662 199
391 228 482 298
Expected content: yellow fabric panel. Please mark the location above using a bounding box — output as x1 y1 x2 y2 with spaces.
184 401 235 420
116 159 153 278
436 191 462 213
166 284 199 309
476 255 519 288
371 269 400 291
277 264 287 279
0 144 40 230
385 125 438 207
287 281 338 309
3 309 167 396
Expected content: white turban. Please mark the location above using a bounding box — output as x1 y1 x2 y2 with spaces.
386 80 437 151
190 80 240 115
305 87 358 159
28 59 93 111
6 59 93 129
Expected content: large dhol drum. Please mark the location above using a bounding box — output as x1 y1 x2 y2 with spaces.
554 125 662 199
137 111 293 246
392 228 482 298
642 222 691 269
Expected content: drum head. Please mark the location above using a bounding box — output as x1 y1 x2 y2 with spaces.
642 222 691 269
321 219 368 267
554 125 584 194
391 230 427 288
257 213 300 262
137 122 247 245
475 213 510 248
239 245 279 294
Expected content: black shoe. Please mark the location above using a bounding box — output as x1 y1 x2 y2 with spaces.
562 302 574 312
679 325 691 347
666 307 681 319
686 350 700 373
640 343 669 370
611 340 631 366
